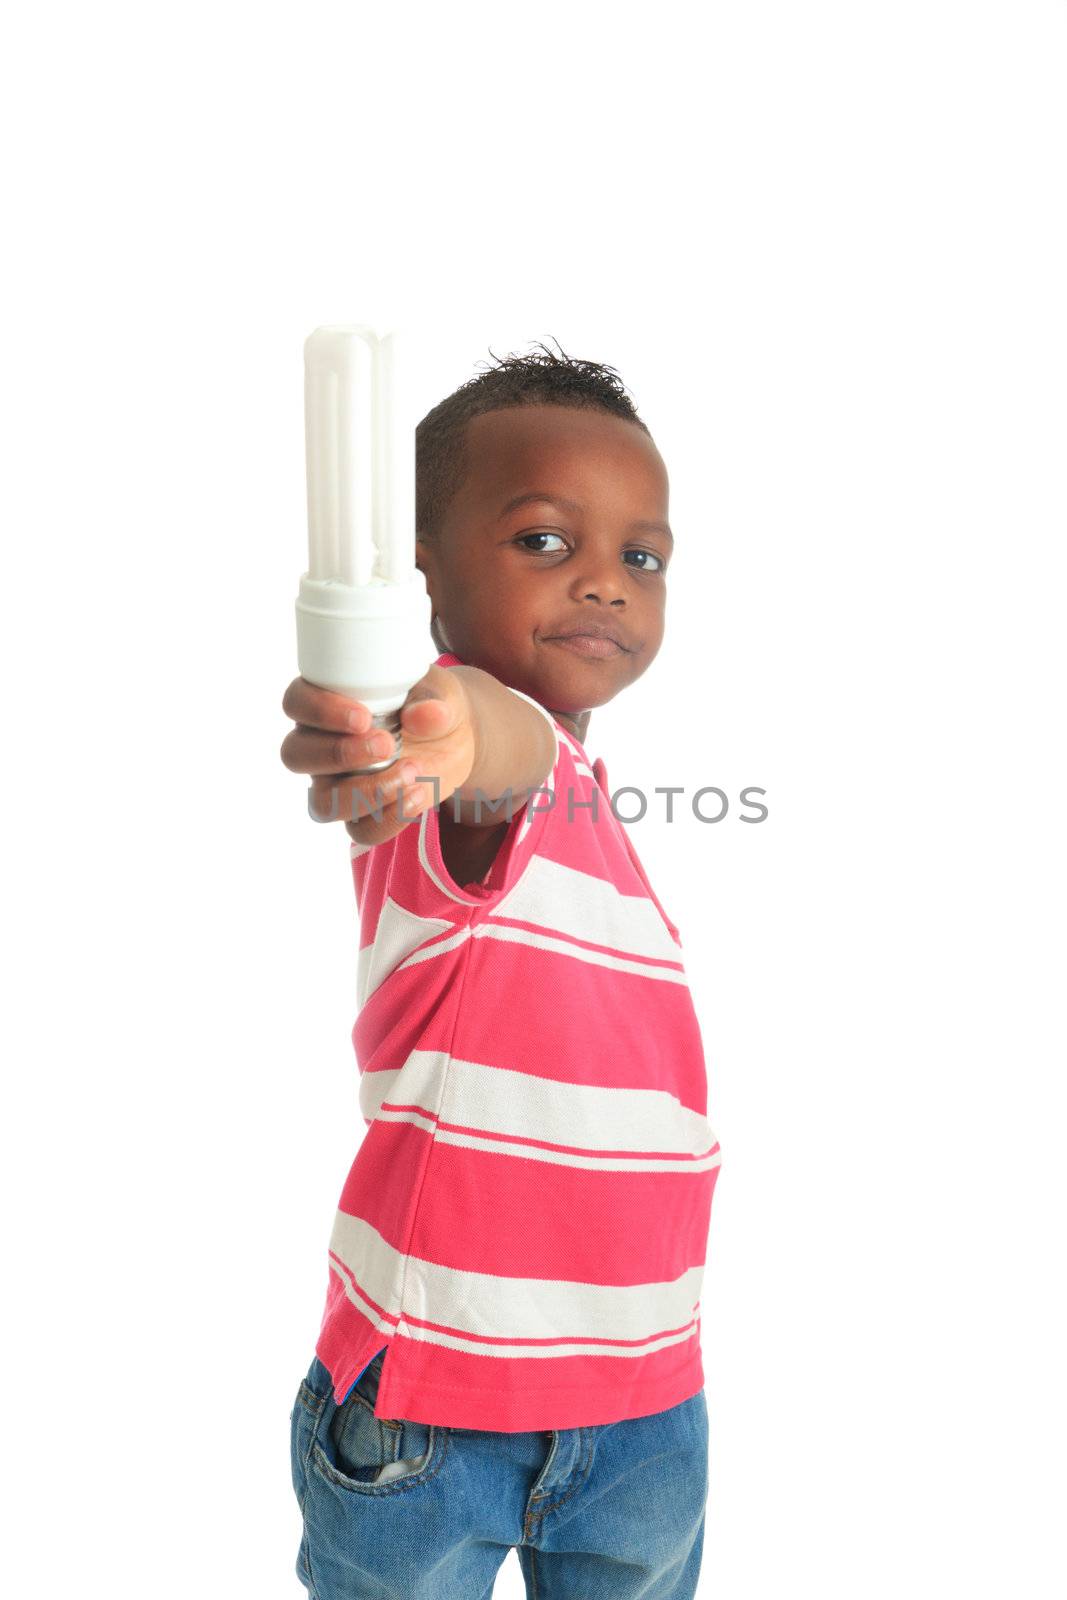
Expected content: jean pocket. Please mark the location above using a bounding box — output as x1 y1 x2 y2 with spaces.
290 1368 324 1517
310 1354 445 1495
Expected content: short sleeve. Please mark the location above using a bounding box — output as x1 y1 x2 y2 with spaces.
416 724 565 911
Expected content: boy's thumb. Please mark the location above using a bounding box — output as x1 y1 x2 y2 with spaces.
398 686 454 737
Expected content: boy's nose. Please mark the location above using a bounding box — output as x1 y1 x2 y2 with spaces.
569 564 629 603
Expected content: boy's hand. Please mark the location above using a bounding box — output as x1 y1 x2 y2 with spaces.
280 665 477 848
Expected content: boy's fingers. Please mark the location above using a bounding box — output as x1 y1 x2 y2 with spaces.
282 662 459 743
308 767 408 821
281 676 374 734
280 724 400 775
311 767 434 836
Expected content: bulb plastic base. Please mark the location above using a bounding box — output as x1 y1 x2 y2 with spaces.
295 572 432 721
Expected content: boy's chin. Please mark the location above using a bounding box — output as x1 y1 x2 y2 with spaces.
546 651 650 697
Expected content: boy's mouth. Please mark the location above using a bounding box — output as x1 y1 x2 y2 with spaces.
542 623 632 657
547 635 626 659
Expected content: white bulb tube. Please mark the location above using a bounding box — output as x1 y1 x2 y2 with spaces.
304 326 377 585
374 328 416 584
296 324 431 746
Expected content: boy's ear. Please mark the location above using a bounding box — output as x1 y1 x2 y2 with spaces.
430 613 450 654
414 534 435 584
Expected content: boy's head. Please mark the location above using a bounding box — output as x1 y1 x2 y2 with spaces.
415 341 672 721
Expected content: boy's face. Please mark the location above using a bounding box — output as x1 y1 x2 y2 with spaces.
416 404 672 718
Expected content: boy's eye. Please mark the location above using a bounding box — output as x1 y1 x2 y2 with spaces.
517 532 568 553
517 532 666 574
624 549 666 573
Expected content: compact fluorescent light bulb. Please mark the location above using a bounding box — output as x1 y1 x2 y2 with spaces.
296 325 432 771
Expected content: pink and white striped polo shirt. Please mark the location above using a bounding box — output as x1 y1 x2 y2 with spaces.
313 650 721 1432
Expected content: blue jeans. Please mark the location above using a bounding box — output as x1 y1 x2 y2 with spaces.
290 1348 709 1598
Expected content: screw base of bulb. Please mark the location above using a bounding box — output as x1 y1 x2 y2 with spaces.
343 707 405 773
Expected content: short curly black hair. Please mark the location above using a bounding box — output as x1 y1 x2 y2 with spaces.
415 337 652 543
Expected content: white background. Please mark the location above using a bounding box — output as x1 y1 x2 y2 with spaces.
3 2 1064 1595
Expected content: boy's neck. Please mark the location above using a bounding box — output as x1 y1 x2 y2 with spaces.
550 707 592 745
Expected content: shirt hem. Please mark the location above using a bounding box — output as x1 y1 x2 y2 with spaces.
375 1341 706 1433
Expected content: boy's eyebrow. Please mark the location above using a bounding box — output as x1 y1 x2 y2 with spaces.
631 519 674 544
498 491 674 543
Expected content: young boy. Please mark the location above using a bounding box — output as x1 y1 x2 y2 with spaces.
281 343 721 1599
